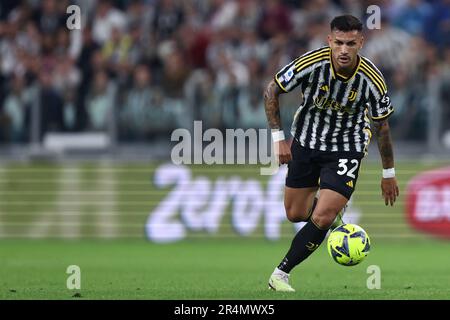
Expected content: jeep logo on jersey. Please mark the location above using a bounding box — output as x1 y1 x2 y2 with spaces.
405 166 450 238
313 96 356 115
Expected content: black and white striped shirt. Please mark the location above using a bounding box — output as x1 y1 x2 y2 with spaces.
275 46 394 153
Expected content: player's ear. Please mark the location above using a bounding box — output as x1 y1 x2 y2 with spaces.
327 34 332 46
359 35 364 50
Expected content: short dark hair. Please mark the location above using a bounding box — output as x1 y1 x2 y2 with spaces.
330 15 363 32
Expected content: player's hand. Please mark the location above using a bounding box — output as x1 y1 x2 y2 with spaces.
274 140 292 165
381 177 399 206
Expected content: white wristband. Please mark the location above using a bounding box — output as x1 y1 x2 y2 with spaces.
383 168 395 178
271 130 285 142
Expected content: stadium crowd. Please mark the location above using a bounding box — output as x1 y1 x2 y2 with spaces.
0 0 449 143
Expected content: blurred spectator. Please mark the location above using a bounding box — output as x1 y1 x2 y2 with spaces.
74 26 100 131
52 55 81 93
85 69 116 131
176 23 211 69
233 0 262 33
33 0 66 35
63 88 78 131
101 26 133 82
237 59 267 129
126 0 153 32
159 43 192 128
16 21 41 58
92 0 127 45
259 0 292 40
160 43 190 98
0 0 19 21
1 73 31 142
208 0 238 31
152 0 184 41
38 70 65 138
389 67 419 139
119 64 166 140
214 50 249 128
234 30 269 65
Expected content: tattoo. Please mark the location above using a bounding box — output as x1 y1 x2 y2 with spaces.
263 80 283 129
373 120 395 169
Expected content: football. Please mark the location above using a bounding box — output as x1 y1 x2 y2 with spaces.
327 224 371 266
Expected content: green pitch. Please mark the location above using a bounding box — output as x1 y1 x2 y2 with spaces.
1 238 450 299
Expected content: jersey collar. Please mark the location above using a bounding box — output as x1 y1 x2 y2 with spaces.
329 50 361 82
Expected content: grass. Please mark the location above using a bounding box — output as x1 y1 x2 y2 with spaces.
1 238 450 300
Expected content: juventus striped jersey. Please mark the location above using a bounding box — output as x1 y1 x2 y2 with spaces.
274 46 394 154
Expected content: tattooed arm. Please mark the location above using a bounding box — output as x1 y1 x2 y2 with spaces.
373 120 395 169
264 80 284 130
373 119 399 206
264 80 291 164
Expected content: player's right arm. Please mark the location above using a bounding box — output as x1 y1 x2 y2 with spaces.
263 80 292 164
265 48 327 163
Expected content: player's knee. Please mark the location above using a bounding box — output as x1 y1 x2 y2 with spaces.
311 207 338 229
285 204 308 223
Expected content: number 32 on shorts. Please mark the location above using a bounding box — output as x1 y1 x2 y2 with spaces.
337 159 360 179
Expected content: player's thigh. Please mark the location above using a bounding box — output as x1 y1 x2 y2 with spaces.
284 186 318 222
312 188 349 228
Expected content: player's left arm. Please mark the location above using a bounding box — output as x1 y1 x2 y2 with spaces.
373 119 400 206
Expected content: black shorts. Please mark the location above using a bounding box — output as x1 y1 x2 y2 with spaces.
285 139 365 199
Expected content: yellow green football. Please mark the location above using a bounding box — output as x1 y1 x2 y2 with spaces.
327 223 371 266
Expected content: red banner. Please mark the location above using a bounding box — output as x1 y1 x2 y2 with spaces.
406 166 450 238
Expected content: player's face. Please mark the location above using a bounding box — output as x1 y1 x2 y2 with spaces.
328 30 363 70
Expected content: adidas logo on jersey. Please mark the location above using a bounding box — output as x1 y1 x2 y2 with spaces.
346 180 354 188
